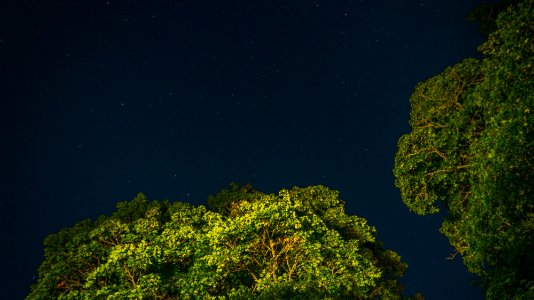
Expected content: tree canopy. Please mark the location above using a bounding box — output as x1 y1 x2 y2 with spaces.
27 185 409 299
394 0 533 298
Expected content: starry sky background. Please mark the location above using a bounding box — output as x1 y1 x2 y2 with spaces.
1 0 495 298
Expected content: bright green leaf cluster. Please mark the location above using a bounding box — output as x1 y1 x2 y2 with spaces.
28 185 408 299
394 0 534 298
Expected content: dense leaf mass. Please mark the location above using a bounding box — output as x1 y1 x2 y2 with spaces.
394 0 534 298
27 185 407 299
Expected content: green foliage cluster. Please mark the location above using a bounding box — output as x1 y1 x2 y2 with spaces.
28 185 408 299
394 0 534 298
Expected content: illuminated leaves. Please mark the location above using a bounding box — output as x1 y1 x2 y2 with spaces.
28 187 406 299
394 0 534 298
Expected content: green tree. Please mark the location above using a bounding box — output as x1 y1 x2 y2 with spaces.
394 0 534 298
28 185 410 299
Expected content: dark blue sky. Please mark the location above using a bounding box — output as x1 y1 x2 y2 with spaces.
2 0 494 298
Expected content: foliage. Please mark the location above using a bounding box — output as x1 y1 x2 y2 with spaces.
467 0 522 37
394 0 534 298
28 185 409 299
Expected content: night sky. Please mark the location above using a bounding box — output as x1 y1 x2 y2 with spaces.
1 1 494 298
